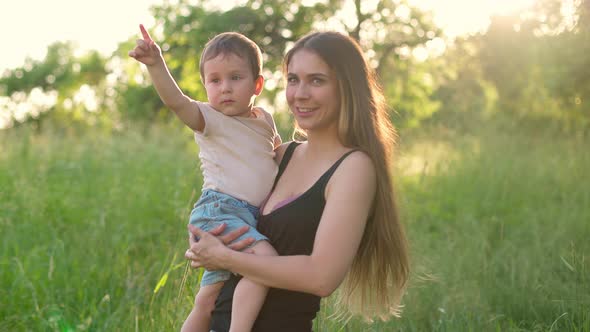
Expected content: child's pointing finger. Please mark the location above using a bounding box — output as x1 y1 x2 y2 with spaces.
139 24 153 44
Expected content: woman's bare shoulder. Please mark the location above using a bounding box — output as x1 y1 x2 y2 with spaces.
341 150 375 173
330 150 376 189
274 141 298 164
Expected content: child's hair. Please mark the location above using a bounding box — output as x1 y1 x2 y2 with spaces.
199 32 263 81
284 31 409 322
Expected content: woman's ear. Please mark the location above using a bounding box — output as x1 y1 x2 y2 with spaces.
254 75 265 95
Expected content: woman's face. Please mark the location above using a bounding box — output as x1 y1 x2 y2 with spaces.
286 49 340 132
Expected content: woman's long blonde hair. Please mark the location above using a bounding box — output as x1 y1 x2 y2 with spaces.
285 32 409 321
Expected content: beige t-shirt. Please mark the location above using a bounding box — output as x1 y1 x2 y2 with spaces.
194 101 281 207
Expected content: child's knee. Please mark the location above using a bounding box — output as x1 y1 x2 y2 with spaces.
194 283 223 311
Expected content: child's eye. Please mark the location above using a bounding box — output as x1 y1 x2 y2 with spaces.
232 75 242 80
210 78 220 84
287 76 298 84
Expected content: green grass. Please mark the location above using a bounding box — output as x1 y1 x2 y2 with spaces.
1 122 588 331
392 126 590 332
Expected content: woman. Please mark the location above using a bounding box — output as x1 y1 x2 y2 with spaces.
185 31 409 331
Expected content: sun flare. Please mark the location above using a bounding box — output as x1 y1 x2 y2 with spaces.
409 0 537 36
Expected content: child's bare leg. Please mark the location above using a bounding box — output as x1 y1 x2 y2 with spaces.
181 282 224 332
229 241 277 332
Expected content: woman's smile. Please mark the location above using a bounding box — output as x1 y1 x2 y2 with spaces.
286 49 341 131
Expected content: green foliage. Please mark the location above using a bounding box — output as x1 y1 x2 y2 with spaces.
147 0 441 128
420 0 590 134
0 41 111 128
398 124 590 331
116 83 164 121
149 0 343 102
2 0 589 133
0 123 200 331
1 0 442 129
3 42 72 94
1 123 589 330
383 59 441 128
352 0 442 77
474 0 590 132
430 38 498 130
0 41 108 98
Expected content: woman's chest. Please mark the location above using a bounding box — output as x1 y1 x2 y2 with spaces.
258 195 325 256
262 163 326 216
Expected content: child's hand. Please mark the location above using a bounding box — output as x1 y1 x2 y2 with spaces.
128 24 162 66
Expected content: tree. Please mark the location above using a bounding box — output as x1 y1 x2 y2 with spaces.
475 0 590 131
2 0 443 129
431 37 498 130
0 42 109 129
144 0 441 127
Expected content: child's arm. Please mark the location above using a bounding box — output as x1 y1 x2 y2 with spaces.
261 110 282 150
128 24 204 132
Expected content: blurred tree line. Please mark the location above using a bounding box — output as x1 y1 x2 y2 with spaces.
1 0 588 134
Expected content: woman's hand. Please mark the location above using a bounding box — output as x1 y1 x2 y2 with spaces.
185 224 255 270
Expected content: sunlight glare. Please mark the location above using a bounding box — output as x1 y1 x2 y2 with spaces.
0 0 546 73
0 88 58 128
409 0 537 37
74 85 99 112
0 97 11 129
0 0 156 72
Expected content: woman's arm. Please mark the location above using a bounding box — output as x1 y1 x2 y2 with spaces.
187 151 376 297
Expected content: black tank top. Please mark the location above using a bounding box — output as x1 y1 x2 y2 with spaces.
210 142 358 332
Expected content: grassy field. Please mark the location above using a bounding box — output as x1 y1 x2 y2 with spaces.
1 122 588 331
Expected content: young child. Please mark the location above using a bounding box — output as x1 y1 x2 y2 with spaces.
129 25 280 332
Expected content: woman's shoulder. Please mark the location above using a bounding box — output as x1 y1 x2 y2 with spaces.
274 141 301 164
330 149 376 187
338 149 374 171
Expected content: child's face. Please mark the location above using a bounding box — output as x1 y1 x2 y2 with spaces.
202 53 263 117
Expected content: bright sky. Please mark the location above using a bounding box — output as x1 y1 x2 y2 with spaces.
0 0 536 74
0 0 157 73
410 0 536 36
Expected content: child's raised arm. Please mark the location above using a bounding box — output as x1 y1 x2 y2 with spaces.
129 24 204 132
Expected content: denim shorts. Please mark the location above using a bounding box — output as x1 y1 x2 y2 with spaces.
189 189 267 286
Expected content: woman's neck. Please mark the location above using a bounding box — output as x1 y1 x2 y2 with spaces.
303 125 347 159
